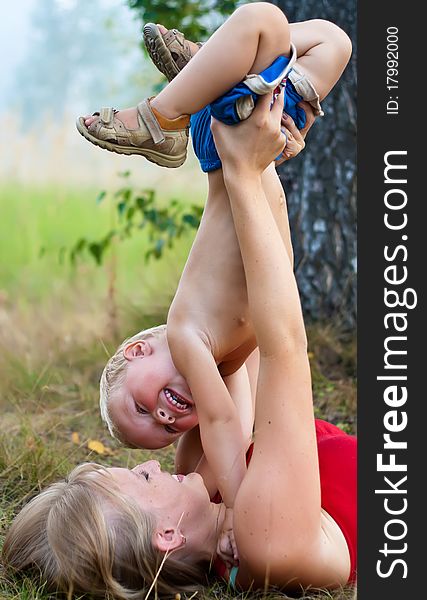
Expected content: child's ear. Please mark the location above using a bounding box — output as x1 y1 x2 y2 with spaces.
152 527 186 553
123 340 152 361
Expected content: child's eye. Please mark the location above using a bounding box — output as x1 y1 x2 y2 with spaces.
134 402 149 415
141 470 150 481
164 425 178 434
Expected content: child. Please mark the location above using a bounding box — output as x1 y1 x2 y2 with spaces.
89 2 351 564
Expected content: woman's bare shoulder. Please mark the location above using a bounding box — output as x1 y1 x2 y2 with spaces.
233 511 350 591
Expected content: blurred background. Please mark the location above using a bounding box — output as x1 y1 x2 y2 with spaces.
0 0 356 337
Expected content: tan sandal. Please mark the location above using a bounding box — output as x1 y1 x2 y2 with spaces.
143 23 202 82
76 100 190 168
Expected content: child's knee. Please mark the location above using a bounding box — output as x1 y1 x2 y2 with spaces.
315 19 352 60
236 2 288 28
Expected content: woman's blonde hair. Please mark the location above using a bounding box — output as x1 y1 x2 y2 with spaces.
99 324 167 444
2 463 208 599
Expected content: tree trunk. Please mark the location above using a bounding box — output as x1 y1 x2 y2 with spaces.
274 0 357 328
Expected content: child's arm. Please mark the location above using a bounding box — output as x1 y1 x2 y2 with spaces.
168 329 247 508
175 364 254 498
223 364 255 447
167 325 246 563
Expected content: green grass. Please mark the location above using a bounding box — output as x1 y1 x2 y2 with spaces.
0 183 356 599
0 181 195 310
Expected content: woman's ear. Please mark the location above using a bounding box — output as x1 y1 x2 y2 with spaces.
153 527 186 553
123 340 152 361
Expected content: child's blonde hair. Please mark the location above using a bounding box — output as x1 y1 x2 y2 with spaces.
99 324 167 444
2 463 208 599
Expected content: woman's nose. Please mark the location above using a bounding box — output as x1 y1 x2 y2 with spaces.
154 407 175 424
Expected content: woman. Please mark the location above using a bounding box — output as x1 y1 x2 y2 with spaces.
2 94 356 598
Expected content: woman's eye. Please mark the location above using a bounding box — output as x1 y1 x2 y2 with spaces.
134 402 148 415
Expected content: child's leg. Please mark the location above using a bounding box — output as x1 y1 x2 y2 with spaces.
290 20 352 101
148 17 352 108
153 2 291 118
84 3 291 129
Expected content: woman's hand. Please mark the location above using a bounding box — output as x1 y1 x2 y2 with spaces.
274 100 316 166
211 90 287 177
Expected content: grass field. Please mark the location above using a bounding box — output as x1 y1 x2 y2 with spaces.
0 182 356 600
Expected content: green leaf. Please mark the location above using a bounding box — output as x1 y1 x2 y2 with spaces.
136 195 148 211
182 213 200 228
153 238 165 258
191 204 204 216
114 186 131 200
88 243 103 265
145 248 154 262
166 224 177 238
117 201 127 217
74 238 87 253
144 209 158 223
95 190 107 204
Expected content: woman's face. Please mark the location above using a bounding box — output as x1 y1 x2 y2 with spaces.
107 461 216 549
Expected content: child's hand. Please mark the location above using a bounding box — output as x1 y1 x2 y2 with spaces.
275 101 316 166
217 507 239 569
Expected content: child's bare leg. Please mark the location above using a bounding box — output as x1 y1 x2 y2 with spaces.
290 20 352 100
85 3 290 128
153 3 290 117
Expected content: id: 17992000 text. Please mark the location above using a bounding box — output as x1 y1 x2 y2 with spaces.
386 26 399 115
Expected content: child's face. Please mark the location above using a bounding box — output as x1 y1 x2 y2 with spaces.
109 339 198 449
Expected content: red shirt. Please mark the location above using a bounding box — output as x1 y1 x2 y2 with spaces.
212 419 357 584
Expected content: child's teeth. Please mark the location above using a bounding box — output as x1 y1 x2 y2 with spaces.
165 389 188 409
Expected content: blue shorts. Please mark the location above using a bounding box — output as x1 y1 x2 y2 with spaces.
190 55 306 173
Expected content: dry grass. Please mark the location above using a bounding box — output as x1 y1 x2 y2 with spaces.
0 295 356 599
307 323 356 435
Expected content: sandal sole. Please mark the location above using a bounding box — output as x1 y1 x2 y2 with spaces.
76 117 186 168
143 23 179 82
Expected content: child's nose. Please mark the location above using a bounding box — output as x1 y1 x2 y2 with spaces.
154 407 175 424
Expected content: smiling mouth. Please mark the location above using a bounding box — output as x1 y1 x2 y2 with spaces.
172 474 185 482
164 388 191 411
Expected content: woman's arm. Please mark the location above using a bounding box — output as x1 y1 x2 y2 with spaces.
211 95 350 587
212 92 305 355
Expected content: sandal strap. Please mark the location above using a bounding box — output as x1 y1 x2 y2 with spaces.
162 28 193 69
99 107 115 125
137 99 165 144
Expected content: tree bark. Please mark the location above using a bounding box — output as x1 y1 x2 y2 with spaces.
275 0 357 328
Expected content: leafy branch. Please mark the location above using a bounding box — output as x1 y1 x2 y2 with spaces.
68 172 203 266
127 0 239 42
